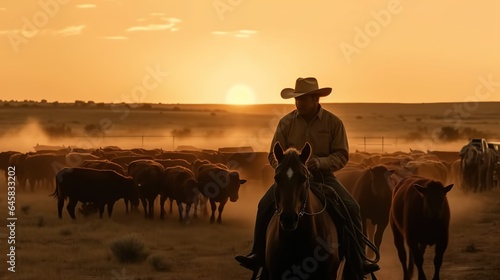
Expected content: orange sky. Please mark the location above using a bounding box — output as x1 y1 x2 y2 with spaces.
1 1 499 104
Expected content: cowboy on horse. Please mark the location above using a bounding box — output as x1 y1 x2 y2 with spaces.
235 77 380 279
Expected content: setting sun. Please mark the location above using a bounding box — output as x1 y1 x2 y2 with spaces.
225 84 255 105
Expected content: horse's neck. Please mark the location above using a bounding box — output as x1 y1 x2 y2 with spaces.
297 189 325 233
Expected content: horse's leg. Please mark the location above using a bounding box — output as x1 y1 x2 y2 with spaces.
216 198 228 224
209 199 217 224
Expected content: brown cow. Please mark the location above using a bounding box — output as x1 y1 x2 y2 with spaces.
390 175 453 280
196 164 246 223
337 165 395 254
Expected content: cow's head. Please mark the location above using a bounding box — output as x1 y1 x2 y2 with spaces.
228 171 247 202
414 181 453 219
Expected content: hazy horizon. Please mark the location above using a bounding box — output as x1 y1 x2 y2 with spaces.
2 99 500 106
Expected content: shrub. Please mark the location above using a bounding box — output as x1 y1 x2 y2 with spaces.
149 254 171 272
464 242 478 253
110 234 150 263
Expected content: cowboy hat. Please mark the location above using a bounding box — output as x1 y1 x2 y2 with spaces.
280 77 332 99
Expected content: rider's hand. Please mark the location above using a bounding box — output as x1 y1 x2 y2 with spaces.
306 158 319 171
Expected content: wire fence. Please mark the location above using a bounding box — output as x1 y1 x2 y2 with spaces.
62 134 456 153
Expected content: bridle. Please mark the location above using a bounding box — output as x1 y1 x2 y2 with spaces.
274 164 327 218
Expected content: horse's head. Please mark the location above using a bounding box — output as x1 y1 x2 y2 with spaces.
273 142 311 231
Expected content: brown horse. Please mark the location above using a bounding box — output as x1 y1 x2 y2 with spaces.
265 142 341 280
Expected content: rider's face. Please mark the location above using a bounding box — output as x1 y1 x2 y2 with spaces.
295 95 319 117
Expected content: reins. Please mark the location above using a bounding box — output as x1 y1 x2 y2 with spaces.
274 167 328 218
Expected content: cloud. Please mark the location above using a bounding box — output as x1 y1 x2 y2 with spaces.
212 29 258 38
127 24 174 32
100 36 128 40
54 25 86 36
75 4 96 9
126 17 181 32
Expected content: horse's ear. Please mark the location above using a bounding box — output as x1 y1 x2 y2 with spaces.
273 142 285 163
300 142 312 163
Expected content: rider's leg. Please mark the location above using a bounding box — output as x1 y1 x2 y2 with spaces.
317 174 380 274
235 184 276 269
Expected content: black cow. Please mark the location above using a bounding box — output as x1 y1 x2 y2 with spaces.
52 167 138 219
81 159 127 175
161 166 199 223
127 160 164 218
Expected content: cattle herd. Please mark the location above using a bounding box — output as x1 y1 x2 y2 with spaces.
333 145 498 279
1 142 499 279
0 146 258 224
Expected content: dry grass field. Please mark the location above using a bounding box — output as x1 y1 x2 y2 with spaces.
1 101 500 279
1 180 500 280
